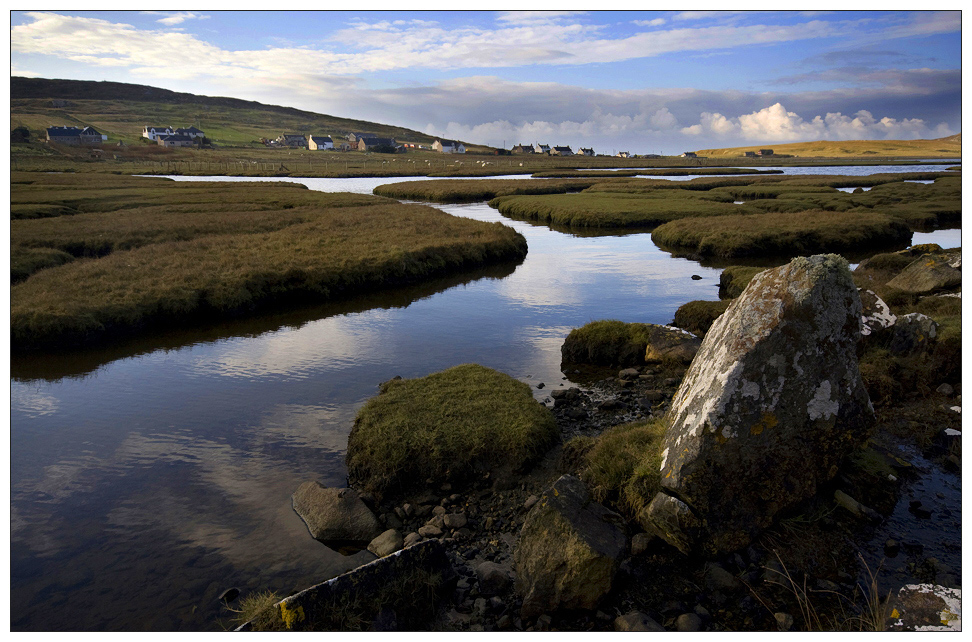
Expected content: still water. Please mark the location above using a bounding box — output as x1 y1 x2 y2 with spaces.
9 167 960 630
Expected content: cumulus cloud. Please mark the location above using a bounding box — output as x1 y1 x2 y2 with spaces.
680 102 946 143
141 11 209 26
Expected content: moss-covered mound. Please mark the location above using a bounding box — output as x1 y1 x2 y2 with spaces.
346 364 557 498
719 266 767 299
371 178 604 203
672 299 732 336
652 210 912 259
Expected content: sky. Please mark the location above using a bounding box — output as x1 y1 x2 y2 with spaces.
9 9 963 153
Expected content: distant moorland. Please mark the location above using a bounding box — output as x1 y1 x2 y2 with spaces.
695 134 961 158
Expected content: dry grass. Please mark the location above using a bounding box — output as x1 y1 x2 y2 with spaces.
694 134 960 158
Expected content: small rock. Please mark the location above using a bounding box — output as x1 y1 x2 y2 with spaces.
402 503 415 518
418 524 443 538
630 532 652 556
676 612 702 632
432 505 447 517
535 614 552 631
367 529 404 558
477 561 511 596
614 610 665 632
937 383 955 396
488 596 506 613
403 532 423 547
497 614 512 630
774 612 794 631
523 495 539 511
705 563 742 593
619 367 640 380
885 539 900 558
692 274 703 280
444 513 468 529
537 382 545 389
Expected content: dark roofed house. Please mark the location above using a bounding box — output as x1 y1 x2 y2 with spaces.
758 149 774 156
174 126 205 139
433 139 465 153
46 125 103 145
308 135 334 150
551 146 573 156
157 134 195 148
681 151 697 158
357 135 397 151
276 134 307 147
579 147 595 156
511 144 534 154
347 132 372 144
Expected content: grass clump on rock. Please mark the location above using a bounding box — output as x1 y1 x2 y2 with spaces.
561 320 659 366
719 265 767 298
571 418 668 523
672 300 732 336
346 364 557 499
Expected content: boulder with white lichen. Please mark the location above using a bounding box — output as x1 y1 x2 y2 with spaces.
645 254 874 554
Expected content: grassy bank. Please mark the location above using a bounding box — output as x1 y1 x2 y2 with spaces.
372 178 607 203
11 174 527 350
346 364 558 498
694 134 961 158
651 209 912 259
490 190 745 229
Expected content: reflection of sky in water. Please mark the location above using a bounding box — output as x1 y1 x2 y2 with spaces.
10 166 962 630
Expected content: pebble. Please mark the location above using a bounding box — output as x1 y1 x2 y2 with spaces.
774 613 794 631
418 524 443 538
677 613 702 631
523 495 539 511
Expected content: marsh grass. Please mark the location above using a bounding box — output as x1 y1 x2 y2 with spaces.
490 190 744 229
372 177 606 202
719 265 767 298
345 364 557 499
651 210 912 259
561 319 663 366
672 300 732 335
11 174 527 349
225 590 284 631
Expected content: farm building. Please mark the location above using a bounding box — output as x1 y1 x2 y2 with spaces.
433 139 465 153
758 149 774 156
276 134 307 148
511 144 534 154
681 151 697 158
533 143 551 154
174 126 205 140
551 146 573 156
46 126 104 145
308 135 334 150
579 148 595 156
744 151 757 157
346 132 372 144
157 134 195 148
357 135 397 151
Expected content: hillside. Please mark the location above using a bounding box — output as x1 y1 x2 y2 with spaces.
10 76 481 150
695 134 960 159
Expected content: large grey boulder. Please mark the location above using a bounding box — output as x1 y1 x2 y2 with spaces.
888 312 939 356
644 326 702 364
514 474 627 619
859 289 896 338
886 252 961 294
292 482 383 544
646 255 874 554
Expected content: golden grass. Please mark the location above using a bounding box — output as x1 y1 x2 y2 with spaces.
694 134 960 158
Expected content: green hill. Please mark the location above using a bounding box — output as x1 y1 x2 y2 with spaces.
695 134 960 159
10 76 481 150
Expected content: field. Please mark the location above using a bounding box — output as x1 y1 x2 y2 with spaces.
10 173 527 350
695 134 961 158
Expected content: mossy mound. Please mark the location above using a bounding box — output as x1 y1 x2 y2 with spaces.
346 364 557 499
719 266 766 299
672 300 732 336
561 319 699 367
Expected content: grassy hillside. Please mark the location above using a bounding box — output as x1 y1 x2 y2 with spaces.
695 134 960 158
10 76 488 151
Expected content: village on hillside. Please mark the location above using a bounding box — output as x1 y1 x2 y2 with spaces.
40 123 754 159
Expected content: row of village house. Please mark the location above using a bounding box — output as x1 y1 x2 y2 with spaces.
47 124 773 159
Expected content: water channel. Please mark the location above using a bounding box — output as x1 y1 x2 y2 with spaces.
9 166 961 630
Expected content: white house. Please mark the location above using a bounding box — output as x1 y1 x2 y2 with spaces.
551 146 573 156
308 135 334 150
142 126 173 141
579 148 595 157
433 139 465 153
533 143 551 154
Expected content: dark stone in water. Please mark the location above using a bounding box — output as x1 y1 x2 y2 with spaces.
691 275 703 280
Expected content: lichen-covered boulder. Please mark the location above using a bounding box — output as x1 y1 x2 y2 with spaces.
888 312 939 356
292 482 382 545
644 326 702 364
646 254 874 554
886 253 961 294
859 289 897 338
514 475 627 619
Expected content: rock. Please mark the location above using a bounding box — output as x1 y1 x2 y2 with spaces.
535 614 552 631
834 489 881 522
497 614 513 630
477 561 512 596
647 255 874 554
619 367 641 380
514 475 627 619
884 539 901 558
630 532 652 556
644 326 702 364
937 383 955 397
614 610 665 632
444 513 468 529
889 313 938 356
888 584 962 631
536 382 545 389
219 587 240 603
523 495 539 511
676 612 702 631
403 532 423 547
692 274 703 280
367 529 404 558
774 612 794 631
291 482 382 544
858 289 897 338
418 524 443 538
887 253 962 295
705 563 742 594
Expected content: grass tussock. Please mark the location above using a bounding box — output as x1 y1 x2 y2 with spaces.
227 590 284 631
672 300 732 336
651 210 912 259
346 364 557 499
11 174 527 350
719 266 766 298
573 418 668 522
372 178 606 203
490 190 744 229
561 319 663 366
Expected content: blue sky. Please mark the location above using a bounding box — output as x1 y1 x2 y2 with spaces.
10 10 962 152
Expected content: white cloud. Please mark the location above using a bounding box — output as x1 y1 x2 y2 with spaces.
633 18 666 27
141 11 209 26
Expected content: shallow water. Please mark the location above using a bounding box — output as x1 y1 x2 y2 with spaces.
9 164 961 630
